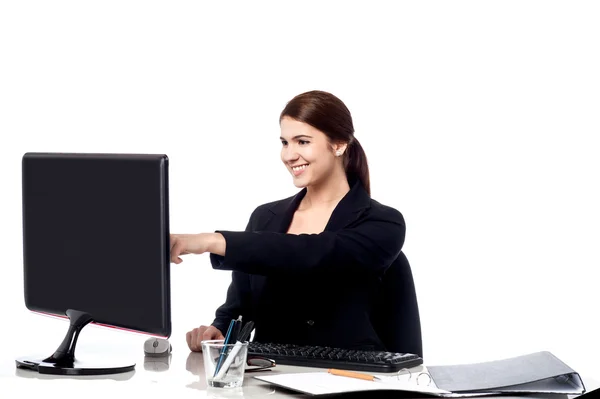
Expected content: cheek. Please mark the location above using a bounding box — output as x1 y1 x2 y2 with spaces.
314 147 334 165
301 147 318 163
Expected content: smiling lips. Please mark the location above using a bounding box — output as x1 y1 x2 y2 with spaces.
291 164 308 177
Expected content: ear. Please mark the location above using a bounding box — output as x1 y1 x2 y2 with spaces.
332 142 348 157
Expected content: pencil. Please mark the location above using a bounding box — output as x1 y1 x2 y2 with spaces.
328 368 381 381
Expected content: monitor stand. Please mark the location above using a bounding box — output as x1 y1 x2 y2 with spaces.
16 309 135 375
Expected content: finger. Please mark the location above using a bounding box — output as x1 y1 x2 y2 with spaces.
196 334 205 352
211 327 224 340
190 329 199 351
186 331 192 349
171 243 183 263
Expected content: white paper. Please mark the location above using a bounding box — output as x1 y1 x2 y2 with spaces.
255 372 455 396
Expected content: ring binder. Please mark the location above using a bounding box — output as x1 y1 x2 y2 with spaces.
253 351 586 397
427 351 586 395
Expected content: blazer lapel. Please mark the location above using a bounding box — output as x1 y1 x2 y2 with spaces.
262 178 371 233
259 188 306 233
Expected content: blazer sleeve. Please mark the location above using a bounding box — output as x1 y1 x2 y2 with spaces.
210 215 255 333
210 206 405 277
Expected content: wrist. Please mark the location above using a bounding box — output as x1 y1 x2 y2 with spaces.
205 232 226 256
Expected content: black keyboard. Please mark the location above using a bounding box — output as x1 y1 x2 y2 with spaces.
247 342 422 373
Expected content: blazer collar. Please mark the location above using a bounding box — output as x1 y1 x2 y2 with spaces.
267 177 371 232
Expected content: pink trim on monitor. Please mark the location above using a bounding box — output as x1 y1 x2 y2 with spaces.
31 310 168 339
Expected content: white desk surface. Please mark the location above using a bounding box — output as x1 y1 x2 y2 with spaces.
1 345 597 399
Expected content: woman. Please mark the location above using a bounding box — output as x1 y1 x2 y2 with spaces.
171 90 406 353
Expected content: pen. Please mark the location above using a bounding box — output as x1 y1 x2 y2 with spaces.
213 320 255 381
230 315 242 342
238 321 254 342
213 318 235 377
328 369 381 381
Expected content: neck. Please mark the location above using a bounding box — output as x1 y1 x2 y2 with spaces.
302 167 350 209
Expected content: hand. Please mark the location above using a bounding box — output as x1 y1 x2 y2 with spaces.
186 325 224 352
171 234 202 264
170 234 202 264
170 233 226 264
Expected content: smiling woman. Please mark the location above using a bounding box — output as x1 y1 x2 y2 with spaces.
170 90 418 356
279 90 370 197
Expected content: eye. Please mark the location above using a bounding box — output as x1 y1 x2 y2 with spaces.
281 140 288 146
298 140 309 145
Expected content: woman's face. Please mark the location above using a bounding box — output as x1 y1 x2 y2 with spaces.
280 116 344 189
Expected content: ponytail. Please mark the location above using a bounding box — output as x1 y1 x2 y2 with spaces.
344 137 370 195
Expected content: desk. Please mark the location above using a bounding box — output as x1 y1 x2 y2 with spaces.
1 348 598 398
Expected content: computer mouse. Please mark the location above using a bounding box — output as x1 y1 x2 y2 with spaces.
144 338 172 357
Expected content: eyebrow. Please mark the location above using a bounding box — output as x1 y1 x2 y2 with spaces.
280 135 313 140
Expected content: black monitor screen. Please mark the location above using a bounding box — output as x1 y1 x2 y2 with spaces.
22 153 171 337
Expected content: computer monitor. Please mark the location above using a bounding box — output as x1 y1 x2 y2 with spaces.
17 152 171 375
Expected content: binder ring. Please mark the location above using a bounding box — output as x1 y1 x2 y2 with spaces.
396 368 432 386
396 368 412 381
417 372 432 386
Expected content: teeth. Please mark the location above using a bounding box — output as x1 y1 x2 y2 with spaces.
292 165 308 172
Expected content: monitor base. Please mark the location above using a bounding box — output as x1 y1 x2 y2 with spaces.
15 357 135 376
15 309 135 375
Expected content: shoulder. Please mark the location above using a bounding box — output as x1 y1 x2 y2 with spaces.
367 198 405 226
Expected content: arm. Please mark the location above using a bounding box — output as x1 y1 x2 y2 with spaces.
210 207 405 277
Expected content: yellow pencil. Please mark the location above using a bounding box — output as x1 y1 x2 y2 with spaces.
328 368 381 381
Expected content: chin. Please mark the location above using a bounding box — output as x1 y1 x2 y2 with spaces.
291 174 313 188
292 179 308 188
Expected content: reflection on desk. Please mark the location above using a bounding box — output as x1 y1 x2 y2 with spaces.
144 354 172 372
15 367 136 382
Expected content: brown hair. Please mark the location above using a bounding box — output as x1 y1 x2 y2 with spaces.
279 90 370 195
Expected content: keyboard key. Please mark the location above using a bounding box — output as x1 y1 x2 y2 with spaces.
247 342 422 373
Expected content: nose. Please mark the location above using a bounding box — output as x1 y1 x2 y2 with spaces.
281 145 299 163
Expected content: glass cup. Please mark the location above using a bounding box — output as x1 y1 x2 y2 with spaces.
202 340 249 388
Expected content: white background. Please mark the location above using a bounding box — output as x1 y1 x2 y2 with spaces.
1 0 599 383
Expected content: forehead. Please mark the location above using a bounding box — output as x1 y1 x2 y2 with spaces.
280 117 325 140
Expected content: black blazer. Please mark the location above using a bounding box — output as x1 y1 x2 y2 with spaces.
209 178 405 351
